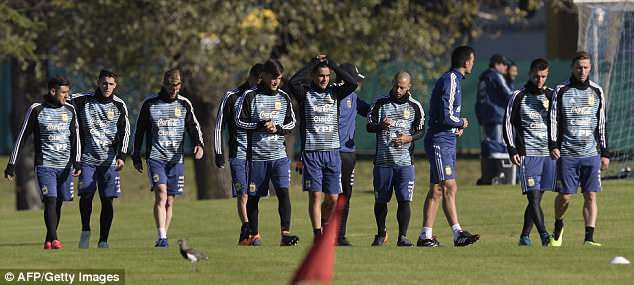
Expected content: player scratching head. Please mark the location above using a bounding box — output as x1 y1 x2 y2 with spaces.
311 59 332 90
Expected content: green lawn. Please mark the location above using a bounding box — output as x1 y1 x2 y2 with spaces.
0 157 633 285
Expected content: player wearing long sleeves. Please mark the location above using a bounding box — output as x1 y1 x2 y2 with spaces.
4 77 80 250
366 72 424 247
475 54 515 184
502 59 555 247
131 68 204 248
235 60 298 246
418 46 480 248
285 55 358 239
336 63 371 246
548 51 609 247
72 70 130 249
213 63 263 245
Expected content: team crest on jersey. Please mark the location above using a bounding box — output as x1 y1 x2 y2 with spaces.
403 109 411 119
61 113 69 122
41 185 48 195
588 94 595 106
274 100 282 110
347 99 352 108
249 183 257 193
444 166 452 176
174 107 182 118
527 177 535 187
106 110 115 120
542 99 549 110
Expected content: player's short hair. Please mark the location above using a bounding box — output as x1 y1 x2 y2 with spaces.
163 68 181 85
311 61 331 75
262 60 283 77
451 46 475 69
529 58 549 73
572 51 591 66
249 63 265 78
98 69 119 81
48 76 71 90
489 54 509 68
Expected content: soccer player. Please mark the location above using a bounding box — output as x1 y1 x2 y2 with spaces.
131 68 204 247
475 54 514 185
235 60 299 246
418 46 480 247
286 55 358 240
336 63 371 246
367 71 424 247
503 58 554 246
4 76 81 250
214 63 263 245
549 51 609 247
72 70 130 249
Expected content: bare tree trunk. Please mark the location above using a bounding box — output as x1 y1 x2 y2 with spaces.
185 79 231 199
10 58 43 210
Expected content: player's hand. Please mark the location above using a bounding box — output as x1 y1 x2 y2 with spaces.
264 120 277 134
4 164 15 181
382 117 393 129
295 160 303 175
115 159 125 171
392 134 412 147
455 129 464 137
133 158 143 173
461 117 469 129
193 145 204 160
550 148 560 160
72 169 81 177
511 154 521 166
316 54 327 62
601 157 610 170
215 153 225 168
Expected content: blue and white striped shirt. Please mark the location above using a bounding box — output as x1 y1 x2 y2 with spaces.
550 78 608 158
235 86 296 161
132 91 204 164
367 93 425 167
72 91 130 166
503 83 553 157
8 97 81 169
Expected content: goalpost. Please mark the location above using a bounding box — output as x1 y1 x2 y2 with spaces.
575 0 634 179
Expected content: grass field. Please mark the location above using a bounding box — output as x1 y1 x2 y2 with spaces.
0 156 633 285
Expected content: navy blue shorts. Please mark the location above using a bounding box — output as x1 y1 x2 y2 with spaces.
36 166 74 201
302 150 342 195
425 141 456 184
230 158 248 198
247 157 291 197
373 165 415 203
519 156 556 194
79 164 121 198
147 159 185 196
557 156 602 194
